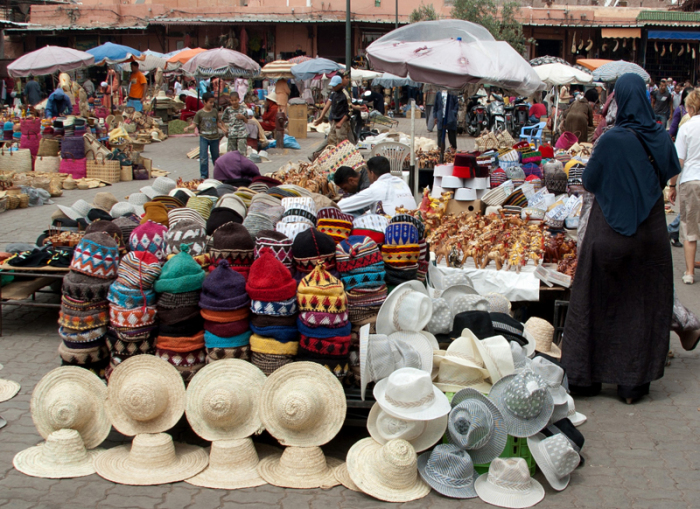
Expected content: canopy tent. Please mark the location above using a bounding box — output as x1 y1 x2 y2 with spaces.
372 72 420 88
366 20 544 96
260 60 296 79
291 58 343 80
576 59 614 71
8 46 94 77
87 42 142 65
181 47 260 79
535 63 592 86
166 48 206 69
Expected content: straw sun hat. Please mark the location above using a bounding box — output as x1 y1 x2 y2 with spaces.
346 438 431 503
258 361 346 447
0 378 20 403
185 359 266 441
30 366 109 449
105 355 186 436
333 462 360 492
257 445 343 489
13 429 104 479
94 432 208 485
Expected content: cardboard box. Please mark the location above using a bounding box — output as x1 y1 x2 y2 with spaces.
288 118 307 139
287 103 307 120
405 109 423 119
445 199 484 216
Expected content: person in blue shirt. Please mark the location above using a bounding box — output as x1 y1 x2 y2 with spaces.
44 88 72 118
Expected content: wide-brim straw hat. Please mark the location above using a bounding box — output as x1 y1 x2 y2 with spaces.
30 366 109 449
257 445 342 489
105 355 186 437
185 359 266 441
185 438 279 490
524 317 561 359
333 462 360 492
0 378 20 402
367 402 446 453
13 429 104 479
259 361 346 447
94 432 208 485
346 437 430 503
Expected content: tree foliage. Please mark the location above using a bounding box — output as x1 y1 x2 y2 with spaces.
409 3 439 23
451 0 528 54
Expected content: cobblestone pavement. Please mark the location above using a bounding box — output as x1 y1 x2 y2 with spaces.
1 124 699 508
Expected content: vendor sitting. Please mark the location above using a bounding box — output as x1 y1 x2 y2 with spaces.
333 165 371 195
338 156 417 217
260 93 279 132
213 149 261 183
179 94 204 121
44 88 72 118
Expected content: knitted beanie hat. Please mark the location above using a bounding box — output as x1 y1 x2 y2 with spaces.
199 260 250 311
165 219 207 257
297 264 347 314
522 162 543 179
70 232 120 279
116 251 162 290
140 201 169 227
246 250 298 302
168 207 206 230
352 214 388 245
390 214 425 240
292 228 337 274
209 222 255 269
129 221 168 262
280 196 317 226
490 168 507 189
206 207 243 236
152 195 185 211
112 216 140 241
335 236 383 274
254 231 293 271
216 193 248 219
62 271 113 302
154 245 206 294
84 220 125 251
384 223 419 246
316 208 354 244
187 196 215 220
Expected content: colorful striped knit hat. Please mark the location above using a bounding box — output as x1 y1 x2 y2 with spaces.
70 232 120 280
254 231 293 272
165 219 207 257
490 168 507 189
336 236 383 274
317 208 354 244
186 196 216 221
129 221 168 263
297 264 347 314
384 223 419 246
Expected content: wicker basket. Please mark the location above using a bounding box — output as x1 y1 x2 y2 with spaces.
0 196 6 213
481 186 508 206
86 152 121 183
18 193 29 208
5 194 19 209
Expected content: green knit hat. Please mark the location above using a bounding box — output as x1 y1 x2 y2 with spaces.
154 244 206 294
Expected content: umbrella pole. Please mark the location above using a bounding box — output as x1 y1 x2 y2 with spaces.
553 89 559 139
438 126 446 164
410 99 417 199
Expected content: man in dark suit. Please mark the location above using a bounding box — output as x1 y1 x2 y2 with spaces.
433 90 459 150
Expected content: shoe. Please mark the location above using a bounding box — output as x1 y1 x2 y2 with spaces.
678 329 700 351
671 239 683 247
683 274 694 284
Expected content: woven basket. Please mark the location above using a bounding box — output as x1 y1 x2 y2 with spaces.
35 155 61 174
0 196 6 213
86 151 120 183
0 147 32 173
120 165 133 182
481 186 508 206
18 193 29 208
37 137 60 157
5 194 18 209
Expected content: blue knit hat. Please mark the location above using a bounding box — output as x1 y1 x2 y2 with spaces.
107 282 157 309
154 245 206 294
199 260 250 311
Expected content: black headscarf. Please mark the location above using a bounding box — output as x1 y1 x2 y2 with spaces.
583 73 680 236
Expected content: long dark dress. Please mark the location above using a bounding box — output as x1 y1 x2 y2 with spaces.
561 197 673 388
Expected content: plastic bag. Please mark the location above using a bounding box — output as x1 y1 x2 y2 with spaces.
267 135 301 150
20 186 52 207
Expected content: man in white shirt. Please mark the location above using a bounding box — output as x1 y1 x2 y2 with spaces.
338 156 417 217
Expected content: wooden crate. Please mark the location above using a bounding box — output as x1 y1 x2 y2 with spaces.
288 103 308 120
288 118 307 139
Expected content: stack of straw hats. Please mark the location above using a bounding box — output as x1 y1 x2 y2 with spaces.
105 250 161 378
154 246 207 383
208 222 255 280
200 260 252 363
246 250 300 375
296 264 351 380
59 232 120 378
291 228 337 280
253 230 294 274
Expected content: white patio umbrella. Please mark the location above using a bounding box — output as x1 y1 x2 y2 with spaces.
535 63 593 134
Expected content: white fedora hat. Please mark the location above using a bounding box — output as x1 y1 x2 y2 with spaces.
441 330 487 370
448 388 507 465
185 359 266 441
367 402 447 453
488 371 554 438
473 335 515 384
104 355 186 436
374 367 451 421
389 331 434 376
259 361 346 447
511 342 533 372
417 443 479 499
197 179 223 191
57 199 92 220
376 280 433 335
0 378 20 403
346 438 430 503
434 357 492 394
427 264 476 297
185 438 279 489
13 429 104 479
529 357 567 405
94 432 208 485
527 433 580 491
426 297 452 335
257 445 342 489
216 193 248 219
566 394 586 427
140 176 177 199
474 457 545 508
31 366 109 449
442 285 489 314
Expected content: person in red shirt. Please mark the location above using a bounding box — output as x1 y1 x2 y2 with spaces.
179 94 204 121
529 98 547 123
260 94 279 132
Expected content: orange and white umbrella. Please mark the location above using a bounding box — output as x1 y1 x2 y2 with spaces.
260 60 296 79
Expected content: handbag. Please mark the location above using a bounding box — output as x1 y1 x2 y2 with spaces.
0 147 32 173
35 155 61 174
133 166 149 180
37 138 60 157
86 150 121 183
555 131 578 150
59 152 87 179
20 133 40 157
20 118 41 135
120 165 133 181
94 106 108 119
83 132 111 158
61 136 86 160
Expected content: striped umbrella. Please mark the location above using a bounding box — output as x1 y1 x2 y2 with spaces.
289 55 312 64
260 60 296 79
592 60 650 83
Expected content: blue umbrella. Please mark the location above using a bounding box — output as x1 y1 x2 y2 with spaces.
372 72 419 88
87 42 142 65
290 57 342 80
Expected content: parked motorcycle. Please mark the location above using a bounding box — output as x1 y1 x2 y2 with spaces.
507 97 531 137
487 94 506 133
465 95 489 137
351 93 374 141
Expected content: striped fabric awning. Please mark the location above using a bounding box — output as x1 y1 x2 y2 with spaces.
260 60 296 79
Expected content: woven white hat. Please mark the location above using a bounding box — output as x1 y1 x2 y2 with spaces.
169 187 195 199
128 192 150 206
104 355 186 437
13 429 104 479
524 317 560 359
376 280 433 335
257 446 342 489
275 220 311 240
473 335 516 385
442 285 488 313
0 378 20 403
216 193 248 219
527 433 580 491
30 366 109 449
346 438 430 503
488 371 554 438
374 367 451 421
428 264 476 297
529 357 567 405
197 179 223 191
57 199 92 220
426 297 452 334
440 330 486 370
367 402 447 453
511 342 533 372
417 443 479 499
185 359 266 441
94 432 208 485
333 462 360 491
141 177 177 199
389 331 434 376
185 438 279 489
474 458 544 508
566 394 586 427
259 361 346 447
110 202 136 219
434 357 492 394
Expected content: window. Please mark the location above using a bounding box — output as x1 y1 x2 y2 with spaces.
375 0 380 6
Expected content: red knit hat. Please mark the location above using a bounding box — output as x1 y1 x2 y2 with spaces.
246 250 298 301
539 144 554 159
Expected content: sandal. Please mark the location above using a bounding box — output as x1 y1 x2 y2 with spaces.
683 274 694 284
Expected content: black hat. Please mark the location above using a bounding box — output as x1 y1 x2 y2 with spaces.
172 190 193 205
87 208 112 222
292 228 336 260
224 178 252 188
255 229 288 242
451 311 495 340
216 184 236 197
206 208 244 236
159 315 205 337
490 312 529 348
197 187 219 198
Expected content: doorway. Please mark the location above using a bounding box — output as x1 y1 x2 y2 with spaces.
536 39 563 58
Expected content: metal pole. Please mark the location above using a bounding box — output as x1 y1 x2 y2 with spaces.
346 0 352 72
395 0 398 28
393 0 399 115
410 99 417 198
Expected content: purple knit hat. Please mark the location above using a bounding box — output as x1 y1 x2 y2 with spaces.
129 221 168 262
199 260 250 311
